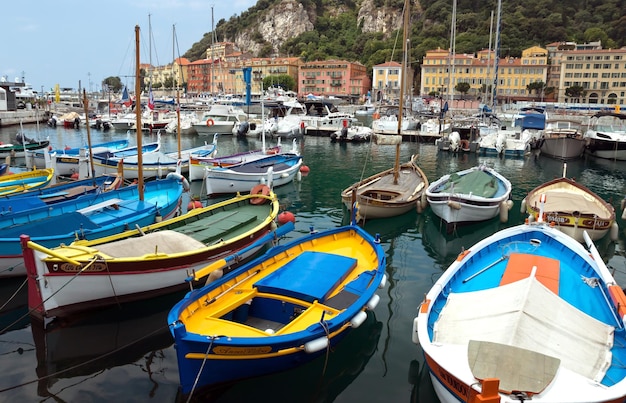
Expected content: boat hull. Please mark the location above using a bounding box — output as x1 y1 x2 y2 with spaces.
168 224 386 394
205 154 302 197
22 191 279 317
426 166 512 225
522 177 615 242
341 156 429 220
539 137 586 160
415 222 626 402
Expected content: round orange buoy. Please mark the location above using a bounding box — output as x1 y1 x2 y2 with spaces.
278 211 296 224
250 184 271 205
70 172 79 180
206 118 214 127
48 146 53 151
342 119 348 128
187 200 203 210
300 165 310 175
65 145 71 150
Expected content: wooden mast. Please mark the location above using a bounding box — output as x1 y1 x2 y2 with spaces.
394 0 410 184
135 25 144 200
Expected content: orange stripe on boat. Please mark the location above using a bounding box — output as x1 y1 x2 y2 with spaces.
500 253 560 294
609 285 626 318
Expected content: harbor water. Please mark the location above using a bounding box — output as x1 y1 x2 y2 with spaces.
1 121 626 402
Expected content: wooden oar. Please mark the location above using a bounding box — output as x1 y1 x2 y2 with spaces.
188 221 295 282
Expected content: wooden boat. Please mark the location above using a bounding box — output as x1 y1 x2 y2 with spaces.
0 133 50 158
168 222 386 396
341 154 429 220
426 165 513 227
341 0 428 221
537 118 586 160
0 174 121 214
521 167 617 242
0 176 184 278
26 138 130 176
0 168 54 196
21 188 280 318
205 151 302 197
413 219 626 403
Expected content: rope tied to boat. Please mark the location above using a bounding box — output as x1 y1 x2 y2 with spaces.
186 335 222 403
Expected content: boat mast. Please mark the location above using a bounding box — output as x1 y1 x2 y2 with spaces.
448 0 457 105
394 0 410 184
492 0 502 112
485 10 494 107
174 24 181 159
135 25 144 200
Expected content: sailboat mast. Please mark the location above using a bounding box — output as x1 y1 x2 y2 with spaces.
135 25 144 200
492 0 502 112
394 0 410 184
174 24 181 159
485 10 494 107
448 0 457 104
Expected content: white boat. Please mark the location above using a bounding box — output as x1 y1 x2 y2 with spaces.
413 219 626 403
193 104 249 135
92 135 218 179
330 121 372 143
479 127 533 157
426 165 513 228
300 100 356 136
584 111 626 160
371 106 421 133
204 150 303 197
538 118 586 160
271 100 306 139
354 100 376 116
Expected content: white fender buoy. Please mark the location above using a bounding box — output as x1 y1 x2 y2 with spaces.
366 294 380 310
506 200 514 210
304 337 328 353
350 311 367 328
611 222 619 242
412 317 420 345
421 192 428 208
527 214 535 223
416 199 424 214
378 274 387 289
447 200 461 210
520 198 527 214
296 171 302 181
500 201 510 223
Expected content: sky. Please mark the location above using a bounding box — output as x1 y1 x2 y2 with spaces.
1 0 258 94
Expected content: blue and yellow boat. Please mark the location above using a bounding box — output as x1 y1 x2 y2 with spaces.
168 222 387 396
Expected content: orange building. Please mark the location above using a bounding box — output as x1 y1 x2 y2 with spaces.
298 60 370 102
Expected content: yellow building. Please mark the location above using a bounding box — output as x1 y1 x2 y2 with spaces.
371 61 406 102
557 47 626 105
420 46 548 104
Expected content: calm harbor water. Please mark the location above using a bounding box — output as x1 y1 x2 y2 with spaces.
1 120 626 402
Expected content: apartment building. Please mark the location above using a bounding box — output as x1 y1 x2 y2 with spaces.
557 47 626 105
420 46 549 105
299 60 370 101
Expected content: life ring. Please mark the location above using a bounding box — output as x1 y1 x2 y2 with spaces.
250 184 271 205
166 172 190 191
372 112 380 120
460 139 470 150
206 118 215 127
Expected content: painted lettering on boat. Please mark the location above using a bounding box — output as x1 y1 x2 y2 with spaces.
582 219 610 228
546 214 568 224
212 346 273 355
438 367 469 398
58 262 107 272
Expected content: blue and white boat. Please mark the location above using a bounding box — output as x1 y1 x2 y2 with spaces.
426 165 513 227
0 176 184 278
26 138 130 176
413 218 626 403
168 222 386 396
0 174 121 214
204 148 302 197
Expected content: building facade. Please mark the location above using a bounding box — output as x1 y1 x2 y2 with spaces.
557 47 626 105
420 46 549 105
371 61 404 103
298 60 370 101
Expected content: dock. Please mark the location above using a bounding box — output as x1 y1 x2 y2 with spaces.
0 109 49 127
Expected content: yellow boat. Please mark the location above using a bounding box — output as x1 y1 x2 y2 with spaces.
0 168 54 196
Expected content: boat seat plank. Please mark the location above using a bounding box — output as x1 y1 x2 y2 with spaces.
500 253 560 294
468 340 560 394
77 198 124 214
325 270 376 310
177 210 244 234
254 251 357 303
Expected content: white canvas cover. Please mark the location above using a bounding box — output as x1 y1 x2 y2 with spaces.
433 276 614 382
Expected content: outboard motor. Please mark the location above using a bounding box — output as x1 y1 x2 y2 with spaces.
73 117 80 129
48 117 57 127
236 121 250 137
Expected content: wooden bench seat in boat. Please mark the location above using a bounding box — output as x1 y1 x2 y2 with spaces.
77 198 124 214
500 252 560 294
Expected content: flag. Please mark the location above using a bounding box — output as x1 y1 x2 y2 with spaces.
121 86 132 107
148 85 155 110
54 84 60 103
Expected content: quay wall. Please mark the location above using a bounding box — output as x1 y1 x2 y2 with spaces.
0 110 50 127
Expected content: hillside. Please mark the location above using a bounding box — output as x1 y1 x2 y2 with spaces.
183 0 626 71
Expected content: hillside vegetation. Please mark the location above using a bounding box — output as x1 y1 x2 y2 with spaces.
183 0 626 71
